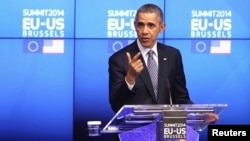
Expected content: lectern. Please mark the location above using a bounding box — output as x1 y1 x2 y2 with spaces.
97 104 227 141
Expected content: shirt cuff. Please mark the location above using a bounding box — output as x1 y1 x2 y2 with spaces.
125 78 135 91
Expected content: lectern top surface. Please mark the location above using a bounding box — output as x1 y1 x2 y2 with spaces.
101 104 228 133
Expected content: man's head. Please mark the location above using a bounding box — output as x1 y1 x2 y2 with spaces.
134 3 166 48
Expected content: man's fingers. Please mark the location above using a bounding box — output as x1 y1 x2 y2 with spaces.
126 52 131 63
126 52 144 77
131 52 141 61
127 52 141 63
205 113 219 124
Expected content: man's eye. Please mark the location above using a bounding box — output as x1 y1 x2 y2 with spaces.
148 23 155 28
137 23 143 27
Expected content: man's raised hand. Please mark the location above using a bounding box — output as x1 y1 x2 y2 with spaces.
125 52 144 84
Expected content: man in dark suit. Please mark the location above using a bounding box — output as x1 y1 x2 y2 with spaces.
109 3 193 113
108 3 218 141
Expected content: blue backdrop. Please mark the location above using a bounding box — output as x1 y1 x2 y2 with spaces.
0 0 249 141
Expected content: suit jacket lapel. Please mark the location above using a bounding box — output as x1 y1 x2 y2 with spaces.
139 61 157 101
130 42 157 101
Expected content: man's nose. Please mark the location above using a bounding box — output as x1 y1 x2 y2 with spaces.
142 26 149 34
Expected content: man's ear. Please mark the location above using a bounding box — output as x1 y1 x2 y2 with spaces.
160 23 166 32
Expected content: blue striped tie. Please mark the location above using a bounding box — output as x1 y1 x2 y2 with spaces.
147 50 158 99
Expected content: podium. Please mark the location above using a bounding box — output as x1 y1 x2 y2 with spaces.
99 104 227 141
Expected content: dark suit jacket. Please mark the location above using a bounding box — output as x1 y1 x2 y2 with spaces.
108 40 193 113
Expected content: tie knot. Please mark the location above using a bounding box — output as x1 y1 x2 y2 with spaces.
148 50 154 57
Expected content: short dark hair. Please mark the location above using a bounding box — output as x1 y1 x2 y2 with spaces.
135 3 164 23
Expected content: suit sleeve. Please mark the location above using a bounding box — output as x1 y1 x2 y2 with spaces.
108 54 135 112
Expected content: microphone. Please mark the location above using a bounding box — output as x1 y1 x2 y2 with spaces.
166 78 173 106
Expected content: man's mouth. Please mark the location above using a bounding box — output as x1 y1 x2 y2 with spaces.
141 38 149 42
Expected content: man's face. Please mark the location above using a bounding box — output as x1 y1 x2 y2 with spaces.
134 12 165 48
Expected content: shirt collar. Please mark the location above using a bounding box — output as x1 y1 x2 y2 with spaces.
136 39 158 58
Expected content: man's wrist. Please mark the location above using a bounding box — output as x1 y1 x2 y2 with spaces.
125 75 135 85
